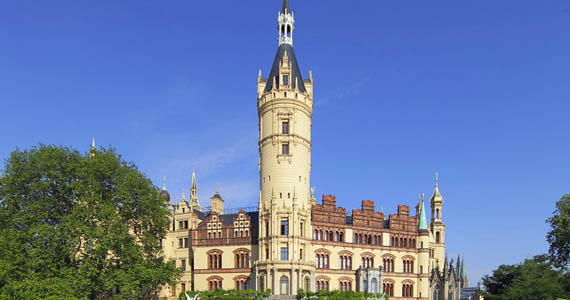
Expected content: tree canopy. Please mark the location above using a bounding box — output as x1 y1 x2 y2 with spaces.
547 194 570 269
483 193 570 300
0 144 179 300
482 255 569 300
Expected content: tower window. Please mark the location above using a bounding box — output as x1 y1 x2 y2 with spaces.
282 121 289 134
436 231 441 243
281 219 289 235
287 193 290 199
282 143 289 155
283 75 289 86
281 247 289 260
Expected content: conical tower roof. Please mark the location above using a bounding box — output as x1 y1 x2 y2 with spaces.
264 44 306 93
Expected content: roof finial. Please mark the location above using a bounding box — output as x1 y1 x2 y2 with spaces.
161 176 167 191
435 171 439 188
182 188 186 201
216 181 219 194
91 137 95 149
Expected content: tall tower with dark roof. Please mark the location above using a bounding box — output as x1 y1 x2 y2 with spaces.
255 0 315 295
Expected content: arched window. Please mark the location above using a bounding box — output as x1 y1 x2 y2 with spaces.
436 231 441 243
339 232 343 242
370 278 378 293
304 277 310 291
436 208 440 218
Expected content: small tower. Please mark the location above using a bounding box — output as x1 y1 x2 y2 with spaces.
189 169 201 212
210 183 224 215
430 172 446 271
159 176 171 202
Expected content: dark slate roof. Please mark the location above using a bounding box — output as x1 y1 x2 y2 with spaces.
194 210 208 220
263 43 306 93
281 0 291 14
345 216 353 225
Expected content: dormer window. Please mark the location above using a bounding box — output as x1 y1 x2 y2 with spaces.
282 75 289 86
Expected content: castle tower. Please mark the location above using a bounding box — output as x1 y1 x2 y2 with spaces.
430 172 446 269
256 0 314 295
189 169 201 212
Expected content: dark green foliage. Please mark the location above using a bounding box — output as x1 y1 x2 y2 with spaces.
548 194 570 269
482 255 570 300
0 144 180 300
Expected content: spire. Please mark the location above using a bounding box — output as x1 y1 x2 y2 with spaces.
216 181 219 194
191 169 197 190
161 176 167 191
189 169 201 212
182 189 186 202
460 257 465 278
281 0 291 14
457 254 461 272
91 137 95 149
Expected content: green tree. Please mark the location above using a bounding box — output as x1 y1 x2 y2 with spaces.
482 255 570 300
0 144 180 300
547 194 570 269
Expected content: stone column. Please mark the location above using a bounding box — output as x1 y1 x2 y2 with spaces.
291 268 295 294
254 268 258 291
273 268 277 295
310 270 315 292
297 269 301 291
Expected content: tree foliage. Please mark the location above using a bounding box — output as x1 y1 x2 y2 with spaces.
547 194 570 269
482 255 570 300
0 144 180 300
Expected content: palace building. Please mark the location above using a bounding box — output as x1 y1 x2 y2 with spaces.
158 1 466 299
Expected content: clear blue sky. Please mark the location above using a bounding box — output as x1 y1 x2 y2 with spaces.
1 0 569 285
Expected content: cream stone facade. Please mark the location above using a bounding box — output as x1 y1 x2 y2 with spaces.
157 1 465 299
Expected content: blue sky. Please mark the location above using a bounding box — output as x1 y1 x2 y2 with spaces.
1 0 569 284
